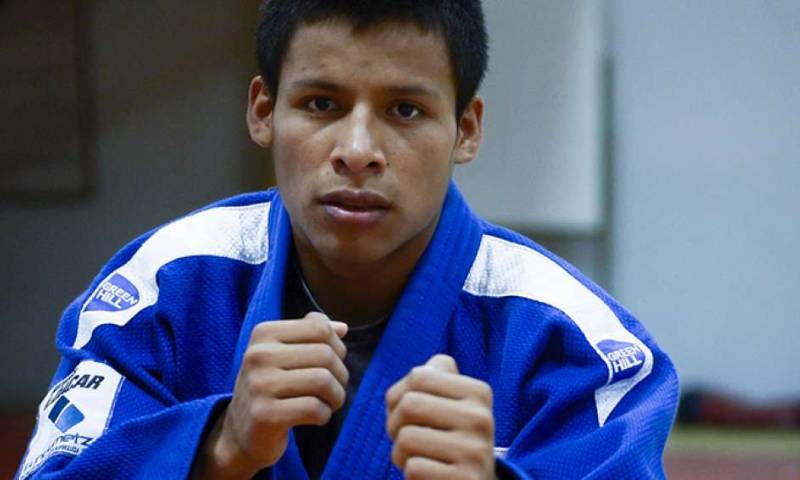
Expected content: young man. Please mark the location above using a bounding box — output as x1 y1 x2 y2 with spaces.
17 1 678 479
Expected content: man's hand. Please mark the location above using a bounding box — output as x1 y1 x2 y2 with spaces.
385 354 496 480
192 312 348 479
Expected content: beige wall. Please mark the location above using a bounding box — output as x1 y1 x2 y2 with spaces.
611 0 800 400
0 1 268 408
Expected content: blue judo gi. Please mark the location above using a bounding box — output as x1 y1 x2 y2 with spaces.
17 182 679 479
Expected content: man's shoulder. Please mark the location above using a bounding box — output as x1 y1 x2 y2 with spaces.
462 223 668 429
122 189 278 261
122 188 279 274
464 221 603 305
462 221 639 338
69 190 279 350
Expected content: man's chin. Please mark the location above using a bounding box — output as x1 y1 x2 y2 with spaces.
306 233 395 268
318 243 388 268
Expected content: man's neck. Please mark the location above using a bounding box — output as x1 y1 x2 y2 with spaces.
297 261 402 327
291 232 435 328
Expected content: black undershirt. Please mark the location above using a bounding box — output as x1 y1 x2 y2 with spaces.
283 254 387 479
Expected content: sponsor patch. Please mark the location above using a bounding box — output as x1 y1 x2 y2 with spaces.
83 273 140 313
597 339 646 383
19 361 124 479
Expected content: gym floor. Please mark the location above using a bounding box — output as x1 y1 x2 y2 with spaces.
3 414 798 479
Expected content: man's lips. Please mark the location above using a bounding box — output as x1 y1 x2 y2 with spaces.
317 189 391 225
318 189 391 210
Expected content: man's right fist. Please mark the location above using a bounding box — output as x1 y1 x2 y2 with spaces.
192 312 348 479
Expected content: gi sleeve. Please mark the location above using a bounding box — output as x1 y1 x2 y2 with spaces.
16 198 272 479
492 305 679 480
15 239 231 480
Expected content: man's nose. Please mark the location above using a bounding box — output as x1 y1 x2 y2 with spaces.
330 105 387 175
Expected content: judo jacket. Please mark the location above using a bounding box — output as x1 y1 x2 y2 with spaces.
17 182 679 479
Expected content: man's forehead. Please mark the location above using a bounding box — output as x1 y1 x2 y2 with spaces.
281 19 455 94
299 16 439 41
286 18 446 58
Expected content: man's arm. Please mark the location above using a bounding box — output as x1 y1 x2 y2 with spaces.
191 313 348 479
16 297 230 480
385 346 678 480
18 291 348 480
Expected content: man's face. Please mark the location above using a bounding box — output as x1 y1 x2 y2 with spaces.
248 20 482 271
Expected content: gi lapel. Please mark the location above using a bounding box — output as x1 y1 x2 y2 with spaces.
231 192 311 478
321 181 484 479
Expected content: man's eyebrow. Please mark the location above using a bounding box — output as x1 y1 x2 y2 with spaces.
290 79 342 92
289 79 440 99
386 85 441 99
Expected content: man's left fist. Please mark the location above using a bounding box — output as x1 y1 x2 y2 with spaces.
385 354 496 480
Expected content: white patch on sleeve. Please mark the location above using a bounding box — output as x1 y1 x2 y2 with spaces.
463 235 654 427
19 361 124 479
74 202 271 349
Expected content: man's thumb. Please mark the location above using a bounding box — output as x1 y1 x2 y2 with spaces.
426 354 459 374
330 321 348 338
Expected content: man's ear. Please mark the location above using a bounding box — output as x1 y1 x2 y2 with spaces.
453 96 484 165
247 75 274 148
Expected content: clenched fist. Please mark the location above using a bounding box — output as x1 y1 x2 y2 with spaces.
192 312 348 479
386 354 497 480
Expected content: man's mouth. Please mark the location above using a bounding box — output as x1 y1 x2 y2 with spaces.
318 189 391 225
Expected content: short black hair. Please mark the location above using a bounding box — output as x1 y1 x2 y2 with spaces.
256 0 489 119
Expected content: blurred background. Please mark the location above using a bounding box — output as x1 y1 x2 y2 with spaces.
1 0 798 478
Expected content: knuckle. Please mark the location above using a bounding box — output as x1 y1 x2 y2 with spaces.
312 324 329 340
391 445 404 469
242 344 278 370
300 397 331 425
407 367 428 388
461 438 488 464
477 382 493 405
395 397 414 418
245 372 270 395
241 347 263 369
311 368 334 389
319 344 338 366
394 426 418 451
404 458 427 479
467 405 494 435
404 391 425 410
251 321 275 339
313 401 332 425
296 396 315 415
385 408 399 431
395 393 424 422
249 400 273 425
307 314 331 337
331 384 346 410
304 311 327 322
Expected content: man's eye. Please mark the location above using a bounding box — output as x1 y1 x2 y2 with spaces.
307 97 336 113
392 103 420 120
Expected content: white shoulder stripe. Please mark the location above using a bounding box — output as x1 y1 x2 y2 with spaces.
74 202 271 349
463 235 653 426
